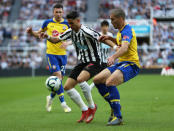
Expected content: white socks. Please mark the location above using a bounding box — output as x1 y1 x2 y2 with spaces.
66 88 88 111
79 81 95 109
89 82 95 90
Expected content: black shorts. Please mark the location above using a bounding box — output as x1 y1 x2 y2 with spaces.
69 62 107 80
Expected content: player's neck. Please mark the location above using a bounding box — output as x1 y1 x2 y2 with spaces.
54 17 63 22
118 22 126 31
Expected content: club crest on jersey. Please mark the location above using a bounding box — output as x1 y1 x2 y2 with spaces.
63 26 66 30
52 30 59 37
123 35 129 40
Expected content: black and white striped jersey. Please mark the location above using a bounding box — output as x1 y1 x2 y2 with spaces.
99 32 113 63
59 24 103 63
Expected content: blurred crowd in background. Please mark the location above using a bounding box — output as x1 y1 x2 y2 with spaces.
0 50 42 69
0 0 174 70
19 0 87 21
0 0 13 22
98 0 174 19
139 23 174 68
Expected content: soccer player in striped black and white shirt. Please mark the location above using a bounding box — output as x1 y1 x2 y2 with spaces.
89 20 114 89
40 11 116 123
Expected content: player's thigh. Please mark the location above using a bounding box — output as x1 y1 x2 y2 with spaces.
80 62 105 82
69 63 88 81
46 54 61 74
77 70 90 83
106 69 124 86
93 68 111 84
64 77 78 91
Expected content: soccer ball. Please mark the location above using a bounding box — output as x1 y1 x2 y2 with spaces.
45 76 61 91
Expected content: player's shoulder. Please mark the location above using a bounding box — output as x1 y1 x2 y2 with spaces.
82 25 100 35
81 24 89 31
41 19 55 29
43 18 55 24
121 24 133 35
60 19 69 28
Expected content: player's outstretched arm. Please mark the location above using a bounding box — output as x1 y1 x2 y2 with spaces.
26 27 43 38
39 32 61 43
98 35 117 44
107 42 129 66
103 39 118 51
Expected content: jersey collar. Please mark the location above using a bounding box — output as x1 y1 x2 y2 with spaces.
53 18 64 23
119 23 127 32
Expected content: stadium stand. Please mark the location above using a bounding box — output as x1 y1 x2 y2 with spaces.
0 0 13 22
18 0 88 21
0 0 174 70
98 0 174 19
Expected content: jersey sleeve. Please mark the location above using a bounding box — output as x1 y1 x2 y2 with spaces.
121 29 133 43
82 26 101 40
41 20 49 31
58 28 72 40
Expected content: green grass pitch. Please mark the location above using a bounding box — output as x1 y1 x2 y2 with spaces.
0 75 174 131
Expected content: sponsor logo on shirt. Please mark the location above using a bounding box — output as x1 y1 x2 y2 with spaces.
52 30 59 37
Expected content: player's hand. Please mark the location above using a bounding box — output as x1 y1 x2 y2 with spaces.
107 55 115 66
39 32 48 39
98 35 110 42
60 41 68 49
26 27 33 35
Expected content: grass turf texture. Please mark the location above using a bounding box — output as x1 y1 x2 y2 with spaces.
0 75 174 131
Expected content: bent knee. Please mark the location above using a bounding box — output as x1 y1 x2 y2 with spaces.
64 84 73 91
76 77 85 83
105 79 113 86
93 76 101 84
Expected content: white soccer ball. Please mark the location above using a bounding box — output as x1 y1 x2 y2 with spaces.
45 76 61 91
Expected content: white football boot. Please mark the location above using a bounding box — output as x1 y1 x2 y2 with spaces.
46 95 53 112
61 102 71 113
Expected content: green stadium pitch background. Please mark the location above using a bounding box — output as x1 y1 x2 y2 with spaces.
0 75 174 131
